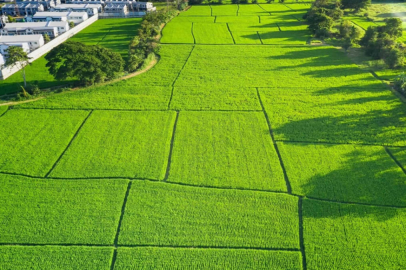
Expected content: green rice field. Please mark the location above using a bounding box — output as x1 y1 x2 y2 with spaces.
1 3 406 269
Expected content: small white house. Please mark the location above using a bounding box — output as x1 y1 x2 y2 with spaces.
1 21 69 37
52 4 101 16
0 35 44 54
104 3 127 14
28 11 88 24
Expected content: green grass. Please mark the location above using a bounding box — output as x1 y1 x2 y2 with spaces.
0 109 88 177
216 16 260 24
0 57 75 96
17 45 193 110
232 31 263 44
390 148 406 170
304 199 406 270
0 19 141 96
259 30 310 44
279 142 406 206
260 88 406 146
227 22 279 32
167 112 286 191
180 5 212 16
259 3 291 13
238 4 269 16
49 111 176 179
175 45 383 89
114 247 302 270
193 23 234 44
170 87 261 110
211 5 238 16
119 180 299 248
0 246 113 270
0 106 7 116
161 22 194 44
0 174 127 244
171 16 215 23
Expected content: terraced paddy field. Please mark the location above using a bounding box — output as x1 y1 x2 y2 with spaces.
1 3 406 269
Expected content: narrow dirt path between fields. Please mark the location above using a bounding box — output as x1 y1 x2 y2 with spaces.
0 57 159 107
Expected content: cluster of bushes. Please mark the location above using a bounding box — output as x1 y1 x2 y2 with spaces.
305 0 404 69
46 41 124 85
127 8 178 72
359 19 404 68
394 73 406 96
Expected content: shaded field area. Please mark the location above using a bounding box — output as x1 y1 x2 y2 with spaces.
0 18 141 96
1 3 406 270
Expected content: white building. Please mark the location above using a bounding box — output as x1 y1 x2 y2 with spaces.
0 54 5 68
1 21 70 37
104 3 127 14
0 35 44 54
51 4 101 16
28 11 89 24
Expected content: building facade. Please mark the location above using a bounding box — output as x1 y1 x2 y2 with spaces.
0 35 44 54
51 4 101 16
1 21 70 37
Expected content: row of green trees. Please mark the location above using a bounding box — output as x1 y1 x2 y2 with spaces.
305 0 404 69
127 9 178 72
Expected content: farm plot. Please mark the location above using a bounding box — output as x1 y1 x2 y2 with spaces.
0 106 7 116
259 3 291 13
49 111 176 179
179 5 211 16
278 21 308 31
278 142 406 206
114 247 302 270
171 16 215 23
0 246 113 270
232 31 263 44
303 199 406 269
260 88 406 146
0 109 88 177
211 4 238 16
285 3 312 12
169 87 261 110
167 112 286 191
0 174 128 244
227 22 279 32
216 15 259 24
175 45 383 89
259 30 310 45
161 22 194 44
118 180 299 248
18 45 193 110
193 23 234 44
238 4 269 16
389 148 406 170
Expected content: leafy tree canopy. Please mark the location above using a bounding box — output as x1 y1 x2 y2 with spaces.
45 41 124 85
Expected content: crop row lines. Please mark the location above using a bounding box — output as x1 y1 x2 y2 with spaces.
256 87 304 270
1 172 406 209
0 243 301 252
256 88 292 194
110 181 132 270
44 110 94 178
164 111 180 181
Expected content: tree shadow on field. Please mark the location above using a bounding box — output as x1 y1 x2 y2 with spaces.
272 90 406 220
295 145 406 221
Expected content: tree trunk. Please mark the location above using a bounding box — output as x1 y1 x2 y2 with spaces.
22 68 27 87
